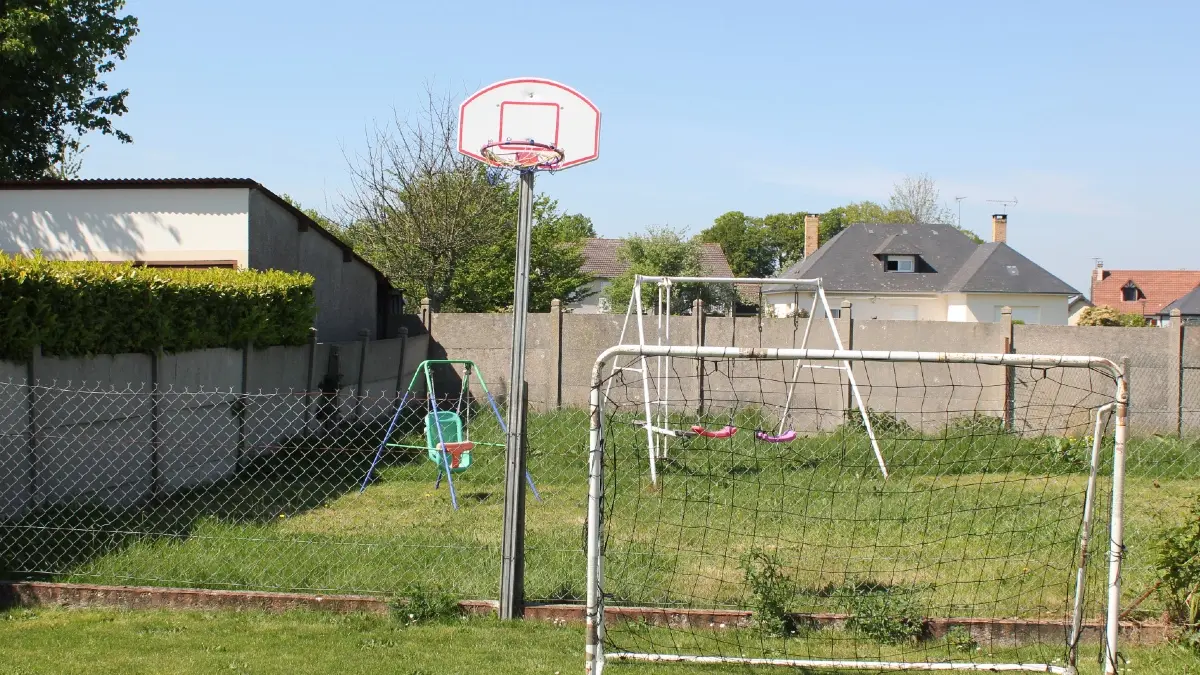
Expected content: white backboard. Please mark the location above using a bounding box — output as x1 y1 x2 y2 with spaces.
458 78 600 170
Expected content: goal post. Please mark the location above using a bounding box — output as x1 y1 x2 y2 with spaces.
586 345 1128 675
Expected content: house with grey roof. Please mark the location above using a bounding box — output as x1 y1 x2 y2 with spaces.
765 215 1080 325
572 238 739 313
1156 285 1200 326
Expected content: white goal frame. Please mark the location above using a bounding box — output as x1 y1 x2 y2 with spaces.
585 345 1129 675
605 275 886 484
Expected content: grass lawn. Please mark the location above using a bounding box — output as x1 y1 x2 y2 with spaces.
1 406 1197 625
0 607 1196 675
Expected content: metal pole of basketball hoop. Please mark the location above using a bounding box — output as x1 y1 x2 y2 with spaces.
500 169 535 619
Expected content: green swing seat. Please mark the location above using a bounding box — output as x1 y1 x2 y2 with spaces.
425 411 472 473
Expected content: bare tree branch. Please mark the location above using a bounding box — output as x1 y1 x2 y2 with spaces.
888 173 955 225
338 85 512 310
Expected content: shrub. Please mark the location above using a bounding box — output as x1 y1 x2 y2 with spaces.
843 409 914 436
1077 306 1147 327
390 584 460 625
944 413 1008 437
0 253 315 359
1155 495 1200 650
742 548 797 637
835 580 926 644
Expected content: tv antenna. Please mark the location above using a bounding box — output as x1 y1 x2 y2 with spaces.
986 197 1018 214
954 196 967 229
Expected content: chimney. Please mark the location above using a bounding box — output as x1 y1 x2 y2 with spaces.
991 214 1007 244
804 215 820 258
1094 260 1105 284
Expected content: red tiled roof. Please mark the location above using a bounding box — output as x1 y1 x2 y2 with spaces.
1091 269 1200 316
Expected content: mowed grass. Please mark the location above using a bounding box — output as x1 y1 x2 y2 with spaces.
0 407 1196 620
0 607 1196 675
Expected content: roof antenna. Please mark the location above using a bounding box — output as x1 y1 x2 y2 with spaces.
986 197 1018 214
954 196 967 229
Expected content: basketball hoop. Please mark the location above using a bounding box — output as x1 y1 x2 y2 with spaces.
480 140 565 171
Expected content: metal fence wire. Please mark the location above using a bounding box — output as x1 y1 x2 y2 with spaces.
0 349 1198 615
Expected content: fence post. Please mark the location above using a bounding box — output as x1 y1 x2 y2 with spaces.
1001 307 1015 429
26 344 40 505
420 297 433 336
1170 309 1184 437
149 347 162 498
236 340 251 471
303 328 318 430
550 299 563 410
394 327 409 399
838 301 854 414
694 298 706 414
499 380 529 619
354 328 369 422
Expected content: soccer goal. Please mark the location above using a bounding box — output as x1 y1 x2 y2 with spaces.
585 345 1127 675
606 275 886 485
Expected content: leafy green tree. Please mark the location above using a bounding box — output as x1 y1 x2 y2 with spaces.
603 226 735 313
697 211 775 278
1077 306 1148 327
449 197 595 312
279 194 338 231
1 1 139 178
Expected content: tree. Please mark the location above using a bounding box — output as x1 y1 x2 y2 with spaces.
603 226 735 313
0 1 139 179
698 211 775 278
340 88 513 311
448 197 596 312
1077 306 1148 327
888 173 955 225
280 194 338 231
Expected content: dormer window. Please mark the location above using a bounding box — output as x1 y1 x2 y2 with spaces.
886 255 916 273
1121 281 1142 302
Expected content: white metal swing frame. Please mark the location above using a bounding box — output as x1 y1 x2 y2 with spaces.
604 275 886 484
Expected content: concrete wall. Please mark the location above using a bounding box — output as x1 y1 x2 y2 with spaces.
0 188 249 266
0 333 429 520
425 307 1191 436
248 190 380 342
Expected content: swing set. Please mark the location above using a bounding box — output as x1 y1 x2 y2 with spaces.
608 275 888 484
359 359 540 510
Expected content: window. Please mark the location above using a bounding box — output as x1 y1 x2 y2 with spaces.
885 255 916 273
828 308 841 319
1121 282 1141 302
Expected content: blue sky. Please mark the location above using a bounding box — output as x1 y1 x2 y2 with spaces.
82 0 1199 295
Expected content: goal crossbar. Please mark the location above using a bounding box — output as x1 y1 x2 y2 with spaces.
586 345 1129 675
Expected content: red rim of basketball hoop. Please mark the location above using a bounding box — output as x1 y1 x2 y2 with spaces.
480 140 565 171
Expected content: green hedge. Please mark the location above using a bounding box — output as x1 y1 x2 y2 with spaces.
0 253 316 360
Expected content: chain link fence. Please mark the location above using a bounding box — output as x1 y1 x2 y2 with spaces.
1 346 1198 614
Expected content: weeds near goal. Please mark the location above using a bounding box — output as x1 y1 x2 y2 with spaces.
585 346 1127 675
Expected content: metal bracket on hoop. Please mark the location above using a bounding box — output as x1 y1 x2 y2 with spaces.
480 139 564 173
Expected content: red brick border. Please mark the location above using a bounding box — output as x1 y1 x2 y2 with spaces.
0 582 1174 646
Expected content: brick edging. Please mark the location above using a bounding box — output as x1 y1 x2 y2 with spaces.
0 582 1174 646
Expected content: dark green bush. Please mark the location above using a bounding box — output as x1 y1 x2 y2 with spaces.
834 579 926 644
0 253 315 359
1155 495 1200 650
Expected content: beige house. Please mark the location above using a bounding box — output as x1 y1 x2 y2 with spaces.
765 215 1080 325
0 178 401 341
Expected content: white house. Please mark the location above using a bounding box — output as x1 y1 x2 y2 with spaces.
765 215 1080 325
0 178 401 341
